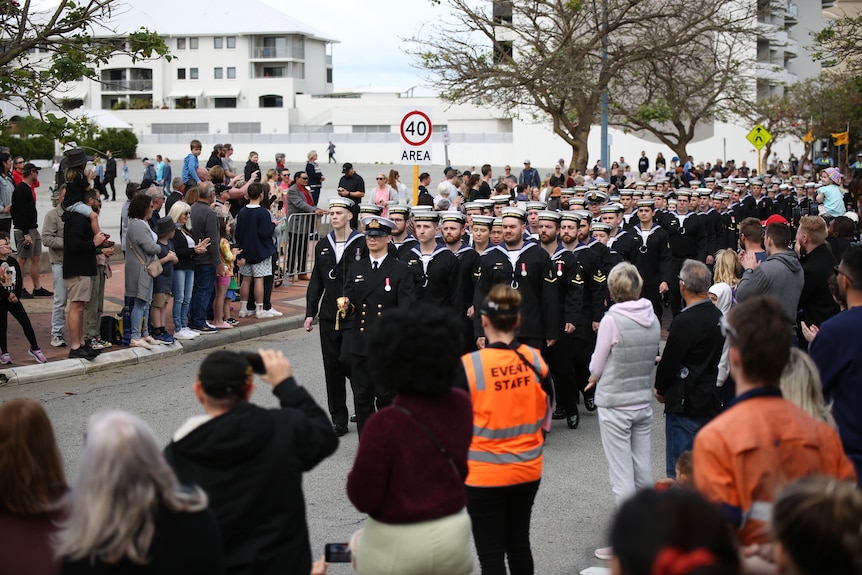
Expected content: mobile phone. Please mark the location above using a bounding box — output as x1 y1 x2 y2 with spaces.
324 543 351 563
239 351 265 374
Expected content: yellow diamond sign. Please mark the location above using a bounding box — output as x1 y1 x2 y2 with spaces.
746 124 772 150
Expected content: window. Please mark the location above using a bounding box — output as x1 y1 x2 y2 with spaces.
326 68 333 83
177 38 186 50
262 66 285 78
352 125 391 133
229 122 261 134
177 68 186 80
226 36 236 49
493 40 513 64
189 37 199 50
214 98 237 109
190 67 199 80
214 37 223 49
259 95 283 108
214 67 223 79
227 67 236 79
152 122 208 134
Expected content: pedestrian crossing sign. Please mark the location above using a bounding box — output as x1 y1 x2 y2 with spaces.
746 125 772 150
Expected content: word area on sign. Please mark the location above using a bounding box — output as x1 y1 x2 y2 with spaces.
402 150 431 161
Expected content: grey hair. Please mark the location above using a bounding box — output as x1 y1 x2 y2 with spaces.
607 261 643 302
679 259 712 294
168 201 192 230
198 181 214 199
144 186 162 200
307 149 317 160
54 411 207 565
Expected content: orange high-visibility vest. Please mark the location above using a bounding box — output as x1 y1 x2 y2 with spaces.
462 344 548 487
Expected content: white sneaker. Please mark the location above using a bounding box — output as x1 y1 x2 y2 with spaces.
50 335 67 347
264 308 283 317
187 328 201 335
256 309 277 319
238 309 254 318
595 546 613 561
174 328 195 340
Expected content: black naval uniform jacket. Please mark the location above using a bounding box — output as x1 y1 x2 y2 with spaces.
752 195 774 221
572 240 609 324
669 212 707 263
473 241 560 341
631 224 673 288
549 245 585 333
452 243 480 313
388 236 418 259
399 243 461 313
699 208 722 257
343 255 415 356
305 231 367 325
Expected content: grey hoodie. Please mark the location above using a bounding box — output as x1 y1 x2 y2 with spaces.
736 249 804 323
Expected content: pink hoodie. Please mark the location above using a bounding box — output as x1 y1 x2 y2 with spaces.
589 298 658 378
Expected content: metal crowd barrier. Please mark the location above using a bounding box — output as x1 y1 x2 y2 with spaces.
277 211 328 286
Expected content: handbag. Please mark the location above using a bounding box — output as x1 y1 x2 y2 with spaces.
129 240 162 278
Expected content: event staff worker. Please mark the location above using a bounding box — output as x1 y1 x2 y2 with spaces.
630 200 672 320
462 285 552 575
399 210 461 313
304 197 367 437
473 206 559 350
341 215 416 436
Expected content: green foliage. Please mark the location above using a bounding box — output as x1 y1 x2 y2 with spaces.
91 129 138 159
634 100 674 123
3 136 54 160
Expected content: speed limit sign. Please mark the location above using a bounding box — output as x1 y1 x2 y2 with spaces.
400 109 432 165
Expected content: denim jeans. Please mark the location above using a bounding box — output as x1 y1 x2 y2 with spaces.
190 264 215 329
51 263 67 338
665 412 706 478
172 268 194 330
130 295 151 340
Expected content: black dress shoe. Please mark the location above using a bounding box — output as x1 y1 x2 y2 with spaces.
332 424 348 437
551 407 566 420
585 396 597 412
567 414 580 429
349 414 357 423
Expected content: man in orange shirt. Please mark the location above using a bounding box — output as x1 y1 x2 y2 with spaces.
693 296 855 547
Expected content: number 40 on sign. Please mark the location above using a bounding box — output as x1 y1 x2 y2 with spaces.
400 109 433 165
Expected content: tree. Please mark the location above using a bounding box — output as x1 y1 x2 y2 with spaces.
410 0 753 171
811 13 862 77
0 0 169 125
609 30 753 162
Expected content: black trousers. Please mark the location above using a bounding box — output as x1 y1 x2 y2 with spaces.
319 321 350 427
669 259 684 316
466 480 541 575
572 324 597 404
104 177 116 201
0 299 39 353
349 349 393 436
545 332 579 416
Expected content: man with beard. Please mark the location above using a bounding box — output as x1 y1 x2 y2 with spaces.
538 210 584 429
304 197 367 437
473 207 558 351
399 210 460 314
441 211 480 353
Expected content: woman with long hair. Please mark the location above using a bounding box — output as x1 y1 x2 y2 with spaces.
0 399 67 575
56 411 223 573
779 348 834 427
169 201 207 340
388 169 410 205
0 152 14 236
372 173 397 218
125 194 160 350
461 285 552 575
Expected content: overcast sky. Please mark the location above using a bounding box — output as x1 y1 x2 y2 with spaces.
262 0 449 93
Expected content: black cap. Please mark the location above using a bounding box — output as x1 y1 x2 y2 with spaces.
342 162 353 174
197 350 253 398
21 162 40 175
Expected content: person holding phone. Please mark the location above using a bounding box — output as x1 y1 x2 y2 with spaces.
165 349 338 575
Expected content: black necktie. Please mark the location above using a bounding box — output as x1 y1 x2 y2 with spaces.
372 261 379 272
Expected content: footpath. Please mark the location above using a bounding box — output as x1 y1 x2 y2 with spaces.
0 262 310 386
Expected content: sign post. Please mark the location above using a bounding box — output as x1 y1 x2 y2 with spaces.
746 124 772 174
400 108 433 204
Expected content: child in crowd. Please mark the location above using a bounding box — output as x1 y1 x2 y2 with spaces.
150 217 178 344
182 139 203 189
62 150 110 246
213 218 240 329
656 451 693 490
0 232 47 364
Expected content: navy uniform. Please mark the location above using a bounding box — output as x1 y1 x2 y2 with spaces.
399 211 461 313
631 200 673 320
443 211 481 353
541 211 584 429
343 216 416 435
387 205 418 258
305 198 367 435
473 207 559 349
668 190 707 316
697 190 722 258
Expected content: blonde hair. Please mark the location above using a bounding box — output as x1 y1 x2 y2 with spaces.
55 411 207 565
713 249 741 288
780 348 833 426
798 215 827 245
608 262 643 303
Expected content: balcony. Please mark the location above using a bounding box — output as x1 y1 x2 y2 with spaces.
253 46 289 59
785 3 798 22
101 79 153 92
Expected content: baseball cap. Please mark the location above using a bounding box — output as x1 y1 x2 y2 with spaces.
22 162 40 175
197 350 253 398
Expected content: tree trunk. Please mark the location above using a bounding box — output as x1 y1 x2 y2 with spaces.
569 125 591 173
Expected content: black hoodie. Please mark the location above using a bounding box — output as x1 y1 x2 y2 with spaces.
164 378 338 575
